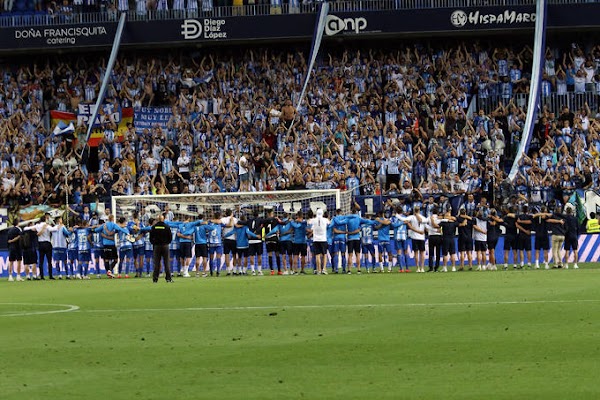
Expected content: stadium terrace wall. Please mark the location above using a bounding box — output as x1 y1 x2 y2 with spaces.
3 4 600 52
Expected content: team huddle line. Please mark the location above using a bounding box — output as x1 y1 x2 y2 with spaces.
5 199 582 282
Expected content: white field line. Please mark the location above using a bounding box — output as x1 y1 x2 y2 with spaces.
78 299 600 313
0 303 80 317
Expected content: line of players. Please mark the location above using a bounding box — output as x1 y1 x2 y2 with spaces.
5 200 581 281
97 201 582 277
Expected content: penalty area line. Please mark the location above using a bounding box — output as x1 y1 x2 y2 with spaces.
78 299 600 313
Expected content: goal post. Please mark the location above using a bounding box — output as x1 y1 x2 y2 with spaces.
111 189 353 222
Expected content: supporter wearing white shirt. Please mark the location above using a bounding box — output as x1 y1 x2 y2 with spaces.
177 149 191 180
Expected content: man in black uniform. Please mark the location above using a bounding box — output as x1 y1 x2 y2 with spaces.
516 205 533 269
440 208 458 272
547 209 566 269
150 214 173 283
263 209 281 275
246 210 265 275
457 208 474 271
563 207 580 269
487 209 502 270
532 206 552 269
502 206 519 270
6 220 23 281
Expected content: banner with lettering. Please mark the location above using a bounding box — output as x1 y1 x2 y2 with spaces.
75 104 133 146
133 106 173 135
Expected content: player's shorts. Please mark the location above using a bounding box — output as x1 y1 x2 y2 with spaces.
169 249 180 259
119 248 134 259
179 242 192 258
78 251 91 263
53 247 67 261
534 235 550 250
347 240 360 254
279 241 293 255
564 236 578 251
92 248 103 259
474 240 488 252
361 243 375 256
102 245 118 260
249 242 262 257
134 245 145 257
503 235 517 251
516 235 532 251
236 247 249 257
292 243 308 256
145 249 153 258
332 240 346 254
67 249 78 261
487 238 498 252
8 247 22 262
208 245 222 256
313 242 328 255
223 239 237 255
195 244 208 258
394 239 408 252
442 237 456 256
266 241 278 253
23 249 36 265
378 241 392 255
458 238 473 252
411 239 425 252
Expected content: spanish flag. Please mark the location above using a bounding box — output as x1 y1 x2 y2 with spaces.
50 110 77 131
87 107 134 147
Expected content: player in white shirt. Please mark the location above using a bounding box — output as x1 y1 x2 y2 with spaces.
473 210 489 271
308 209 329 274
406 206 426 273
221 209 238 274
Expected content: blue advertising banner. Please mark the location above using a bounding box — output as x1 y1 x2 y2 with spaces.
133 106 173 135
1 4 600 51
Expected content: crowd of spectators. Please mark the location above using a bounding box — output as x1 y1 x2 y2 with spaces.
1 40 600 218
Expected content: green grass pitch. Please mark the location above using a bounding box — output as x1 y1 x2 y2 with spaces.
1 267 600 400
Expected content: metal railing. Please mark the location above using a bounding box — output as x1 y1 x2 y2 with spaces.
477 91 599 116
0 0 599 28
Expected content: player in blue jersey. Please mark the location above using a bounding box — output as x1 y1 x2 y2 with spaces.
265 213 294 275
360 215 377 273
206 211 224 275
137 220 154 277
330 209 349 273
391 207 410 272
130 212 146 278
75 219 93 279
116 216 134 278
290 211 309 274
167 218 182 276
225 214 260 275
66 228 78 279
169 216 204 277
193 215 211 276
89 214 104 278
375 210 394 273
94 215 131 278
345 207 378 274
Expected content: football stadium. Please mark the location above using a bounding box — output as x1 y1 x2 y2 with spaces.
2 0 600 398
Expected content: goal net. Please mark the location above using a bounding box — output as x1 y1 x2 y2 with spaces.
111 189 353 222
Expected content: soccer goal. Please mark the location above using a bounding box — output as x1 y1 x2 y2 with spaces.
111 189 353 222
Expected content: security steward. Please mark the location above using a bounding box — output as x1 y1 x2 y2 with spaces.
150 214 173 283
